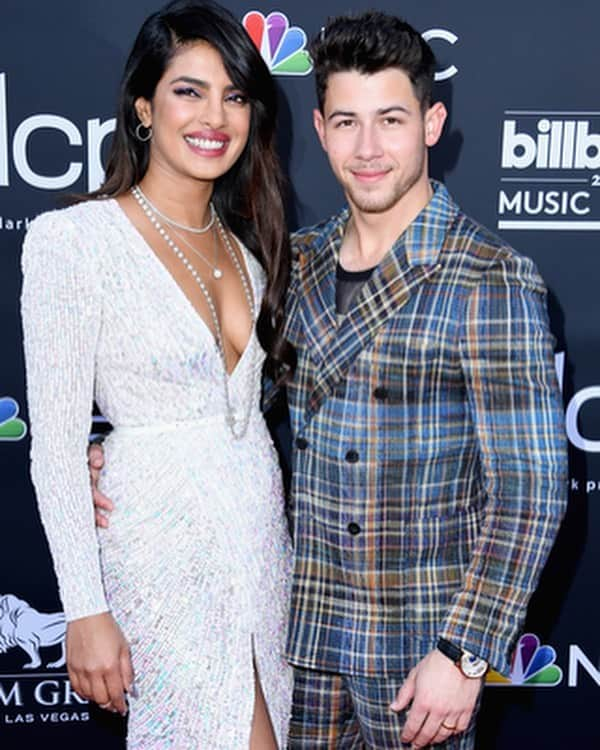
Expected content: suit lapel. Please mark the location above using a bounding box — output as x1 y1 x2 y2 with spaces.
305 253 440 419
295 181 459 424
296 210 346 364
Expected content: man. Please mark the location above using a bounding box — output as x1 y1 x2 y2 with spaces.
92 11 567 748
279 11 566 749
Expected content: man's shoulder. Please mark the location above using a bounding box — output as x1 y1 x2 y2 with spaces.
290 210 345 260
450 208 513 261
448 207 542 289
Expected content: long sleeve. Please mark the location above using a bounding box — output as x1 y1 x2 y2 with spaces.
21 210 108 622
439 253 568 674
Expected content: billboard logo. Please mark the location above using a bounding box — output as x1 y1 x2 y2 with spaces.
497 110 600 231
243 11 312 75
487 633 563 687
0 398 27 441
502 119 600 170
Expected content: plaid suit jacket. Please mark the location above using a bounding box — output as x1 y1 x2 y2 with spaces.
281 181 567 678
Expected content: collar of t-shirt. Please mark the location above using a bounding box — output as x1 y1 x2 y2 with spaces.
335 261 376 315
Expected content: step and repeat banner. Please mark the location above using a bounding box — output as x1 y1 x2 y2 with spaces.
1 0 598 747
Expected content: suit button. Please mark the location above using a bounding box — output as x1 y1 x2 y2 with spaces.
295 437 309 450
347 522 361 535
345 449 359 463
373 386 389 400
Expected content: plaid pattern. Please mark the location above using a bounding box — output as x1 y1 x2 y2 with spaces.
282 181 568 678
288 666 478 749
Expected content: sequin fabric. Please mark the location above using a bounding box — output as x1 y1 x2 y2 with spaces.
21 199 294 748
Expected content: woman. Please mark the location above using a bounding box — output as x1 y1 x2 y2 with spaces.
21 1 295 747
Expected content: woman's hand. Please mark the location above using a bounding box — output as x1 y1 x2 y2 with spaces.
88 442 114 528
67 612 133 715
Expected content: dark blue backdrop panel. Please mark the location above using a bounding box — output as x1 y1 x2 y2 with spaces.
1 1 598 747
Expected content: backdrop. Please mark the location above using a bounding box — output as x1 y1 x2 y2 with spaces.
1 1 598 747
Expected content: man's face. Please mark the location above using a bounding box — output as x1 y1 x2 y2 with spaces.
313 67 446 215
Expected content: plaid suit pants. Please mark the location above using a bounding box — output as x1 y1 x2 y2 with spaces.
288 666 478 749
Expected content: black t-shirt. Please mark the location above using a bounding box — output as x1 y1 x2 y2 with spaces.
335 262 376 315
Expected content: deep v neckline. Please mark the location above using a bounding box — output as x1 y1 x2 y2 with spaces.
109 198 257 379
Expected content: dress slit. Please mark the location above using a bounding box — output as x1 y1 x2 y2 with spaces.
250 633 280 749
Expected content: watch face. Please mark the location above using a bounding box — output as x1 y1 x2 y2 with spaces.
460 651 488 679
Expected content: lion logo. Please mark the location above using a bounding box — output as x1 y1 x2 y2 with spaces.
0 594 66 669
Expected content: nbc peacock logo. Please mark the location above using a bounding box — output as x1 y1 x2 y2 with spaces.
0 397 27 441
486 633 563 687
243 11 312 75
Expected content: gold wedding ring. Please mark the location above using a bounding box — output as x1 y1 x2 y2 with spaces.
441 721 457 730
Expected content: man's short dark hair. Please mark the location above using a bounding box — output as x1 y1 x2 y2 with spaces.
309 11 436 113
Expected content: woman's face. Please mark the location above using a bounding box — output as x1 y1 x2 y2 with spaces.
135 41 251 186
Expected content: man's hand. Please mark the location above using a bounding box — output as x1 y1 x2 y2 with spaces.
88 442 113 528
390 649 482 748
67 612 133 715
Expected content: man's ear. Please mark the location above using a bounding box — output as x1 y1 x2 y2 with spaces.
313 108 328 152
134 96 152 128
424 101 447 147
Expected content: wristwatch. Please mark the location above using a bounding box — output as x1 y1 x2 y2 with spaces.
436 637 488 679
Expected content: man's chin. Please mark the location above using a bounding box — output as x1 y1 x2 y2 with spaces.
348 193 400 215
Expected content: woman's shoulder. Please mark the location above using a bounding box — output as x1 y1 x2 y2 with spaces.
23 198 119 271
27 197 117 238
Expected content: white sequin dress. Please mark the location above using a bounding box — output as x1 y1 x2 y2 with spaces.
21 199 293 749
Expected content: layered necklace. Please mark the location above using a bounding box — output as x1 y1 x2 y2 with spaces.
134 185 223 279
131 185 257 439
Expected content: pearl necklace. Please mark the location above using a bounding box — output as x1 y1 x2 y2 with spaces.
134 184 216 234
132 186 222 279
131 186 257 439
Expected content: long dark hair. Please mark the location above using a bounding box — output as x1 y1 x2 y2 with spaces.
89 0 294 384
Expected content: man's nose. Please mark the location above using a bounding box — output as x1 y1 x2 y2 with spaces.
354 123 384 160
